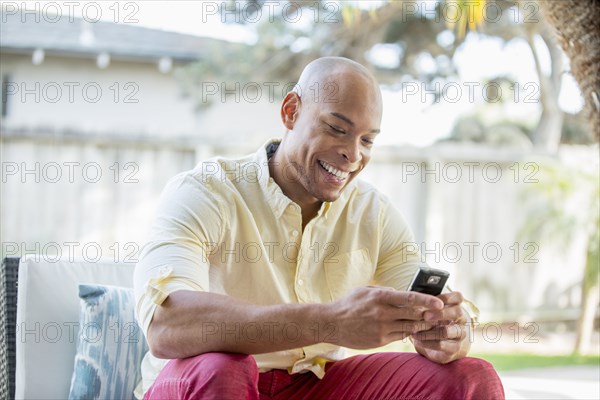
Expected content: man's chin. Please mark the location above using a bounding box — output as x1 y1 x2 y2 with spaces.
314 187 345 203
309 176 354 203
318 194 340 203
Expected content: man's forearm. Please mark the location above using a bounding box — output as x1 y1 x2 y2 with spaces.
147 290 333 359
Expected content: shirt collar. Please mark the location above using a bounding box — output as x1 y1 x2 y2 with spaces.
258 138 293 219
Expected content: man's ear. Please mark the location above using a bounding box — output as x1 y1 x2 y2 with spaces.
281 92 301 130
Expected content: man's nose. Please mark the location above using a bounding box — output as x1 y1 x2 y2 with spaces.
341 139 362 164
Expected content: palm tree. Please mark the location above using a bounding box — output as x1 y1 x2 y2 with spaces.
425 0 599 142
538 0 600 142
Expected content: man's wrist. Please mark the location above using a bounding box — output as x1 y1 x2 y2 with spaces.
307 302 338 345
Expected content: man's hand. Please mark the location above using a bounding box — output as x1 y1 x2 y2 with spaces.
410 291 471 364
324 286 444 349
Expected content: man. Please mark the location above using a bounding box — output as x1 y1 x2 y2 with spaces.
134 57 504 399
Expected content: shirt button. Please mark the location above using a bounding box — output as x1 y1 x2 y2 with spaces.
298 279 304 286
292 230 299 237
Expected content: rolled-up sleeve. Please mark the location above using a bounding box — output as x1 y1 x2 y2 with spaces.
133 172 225 337
373 199 423 291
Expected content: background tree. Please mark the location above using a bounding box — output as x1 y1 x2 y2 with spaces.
520 162 599 355
538 0 600 142
181 0 594 150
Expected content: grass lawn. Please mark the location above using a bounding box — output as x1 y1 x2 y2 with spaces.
473 353 600 371
347 340 599 372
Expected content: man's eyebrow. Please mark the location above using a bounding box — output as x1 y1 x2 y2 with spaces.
329 112 380 134
330 112 354 127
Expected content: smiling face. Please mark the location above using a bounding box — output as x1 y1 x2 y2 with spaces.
271 58 383 210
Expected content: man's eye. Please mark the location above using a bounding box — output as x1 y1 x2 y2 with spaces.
327 124 344 133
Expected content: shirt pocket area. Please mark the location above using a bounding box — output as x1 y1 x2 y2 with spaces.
324 248 374 300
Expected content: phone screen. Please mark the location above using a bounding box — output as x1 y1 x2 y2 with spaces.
408 266 449 296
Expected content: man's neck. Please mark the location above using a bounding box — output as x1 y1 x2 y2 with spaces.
268 145 322 229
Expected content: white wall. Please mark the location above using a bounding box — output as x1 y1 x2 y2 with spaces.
1 53 284 144
1 53 195 136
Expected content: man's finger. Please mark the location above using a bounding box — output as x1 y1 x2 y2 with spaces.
383 290 444 310
390 320 435 334
386 304 425 321
424 304 466 322
411 324 466 341
437 291 464 305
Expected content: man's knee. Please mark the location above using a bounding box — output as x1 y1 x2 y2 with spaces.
444 357 504 398
449 356 497 378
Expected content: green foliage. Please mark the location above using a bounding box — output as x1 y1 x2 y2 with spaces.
182 0 502 95
519 160 599 289
473 353 600 371
442 115 533 147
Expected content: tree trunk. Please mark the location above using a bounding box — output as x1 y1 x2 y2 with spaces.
525 26 563 152
573 245 599 355
538 0 600 141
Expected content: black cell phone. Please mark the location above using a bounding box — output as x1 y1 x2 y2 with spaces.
408 266 449 296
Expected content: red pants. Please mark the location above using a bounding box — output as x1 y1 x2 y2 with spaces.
144 352 505 400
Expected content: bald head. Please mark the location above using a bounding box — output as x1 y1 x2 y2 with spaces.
273 57 383 210
292 57 382 112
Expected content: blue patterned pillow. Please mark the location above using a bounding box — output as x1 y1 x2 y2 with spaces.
68 284 148 400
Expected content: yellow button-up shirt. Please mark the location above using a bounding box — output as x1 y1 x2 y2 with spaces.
133 139 425 396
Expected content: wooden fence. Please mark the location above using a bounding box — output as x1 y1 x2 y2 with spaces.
2 129 597 323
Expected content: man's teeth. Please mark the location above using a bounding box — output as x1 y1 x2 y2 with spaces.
319 160 349 179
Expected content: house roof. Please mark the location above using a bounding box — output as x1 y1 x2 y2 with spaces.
0 9 228 62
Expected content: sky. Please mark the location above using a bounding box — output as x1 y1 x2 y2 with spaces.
5 0 584 146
